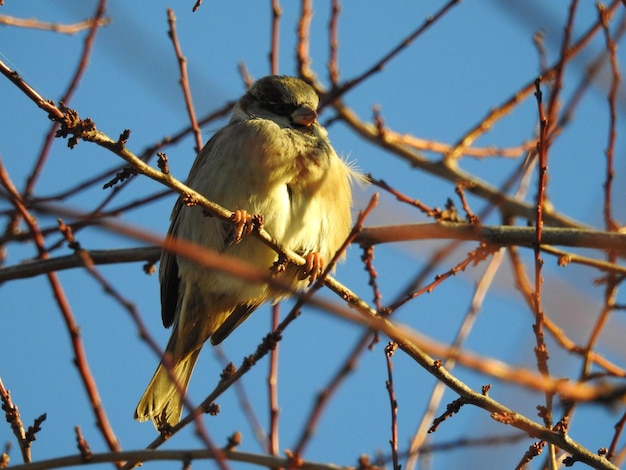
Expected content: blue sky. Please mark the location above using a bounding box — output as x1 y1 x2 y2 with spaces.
1 2 625 469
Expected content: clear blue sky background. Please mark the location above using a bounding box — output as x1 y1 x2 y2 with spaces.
1 1 625 469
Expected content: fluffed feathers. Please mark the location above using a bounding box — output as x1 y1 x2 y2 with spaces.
135 76 359 429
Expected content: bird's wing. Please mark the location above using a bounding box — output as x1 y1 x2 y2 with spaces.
210 301 263 345
159 132 224 329
160 197 184 328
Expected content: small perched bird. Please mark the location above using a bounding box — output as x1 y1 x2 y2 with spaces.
135 75 360 429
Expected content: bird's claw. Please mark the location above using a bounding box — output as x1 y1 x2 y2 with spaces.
299 252 324 284
227 210 261 245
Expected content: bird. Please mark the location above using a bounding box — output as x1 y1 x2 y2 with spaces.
135 75 361 429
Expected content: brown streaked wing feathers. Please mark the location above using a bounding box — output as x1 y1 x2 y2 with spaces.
160 198 184 328
210 302 262 345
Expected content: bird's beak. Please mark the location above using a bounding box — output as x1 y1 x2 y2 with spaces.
291 105 318 126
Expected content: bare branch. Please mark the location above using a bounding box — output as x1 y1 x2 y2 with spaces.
0 14 110 34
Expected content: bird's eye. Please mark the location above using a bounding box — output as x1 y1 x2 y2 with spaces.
269 102 293 116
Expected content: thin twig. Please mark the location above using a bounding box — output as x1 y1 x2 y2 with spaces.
606 410 626 462
386 244 495 314
0 14 110 34
598 2 620 230
533 76 551 400
296 0 315 82
268 303 281 456
327 0 341 85
361 245 383 313
384 342 400 470
269 0 281 75
167 8 203 153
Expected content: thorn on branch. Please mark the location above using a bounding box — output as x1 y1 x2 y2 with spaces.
53 104 95 149
204 402 220 416
24 413 46 446
553 415 569 435
102 166 137 189
219 362 237 381
258 331 282 355
372 105 386 139
157 152 170 174
116 129 131 150
224 431 241 450
74 426 93 462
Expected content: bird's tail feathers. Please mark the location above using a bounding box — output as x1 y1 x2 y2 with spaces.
134 350 200 429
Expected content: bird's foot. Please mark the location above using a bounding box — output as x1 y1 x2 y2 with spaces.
299 251 324 284
227 210 263 245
